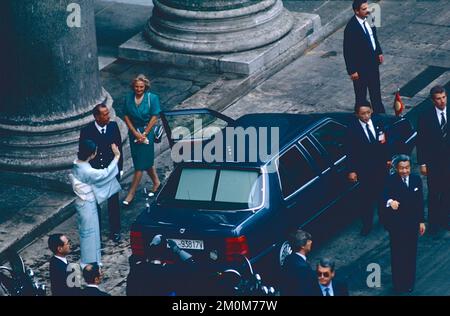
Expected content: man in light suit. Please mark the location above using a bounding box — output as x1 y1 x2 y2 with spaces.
281 229 321 296
79 103 123 242
316 258 349 296
344 0 385 113
345 103 391 236
417 85 450 233
381 155 426 294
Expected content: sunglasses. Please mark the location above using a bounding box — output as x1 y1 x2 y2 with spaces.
317 272 330 278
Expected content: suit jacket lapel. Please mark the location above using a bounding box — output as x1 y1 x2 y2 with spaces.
355 16 375 52
356 120 377 144
430 107 442 136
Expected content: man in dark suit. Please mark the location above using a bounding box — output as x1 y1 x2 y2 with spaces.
281 229 321 296
79 103 123 242
381 154 426 293
417 85 450 233
48 233 79 296
316 258 349 296
345 103 391 235
82 263 110 296
344 0 385 113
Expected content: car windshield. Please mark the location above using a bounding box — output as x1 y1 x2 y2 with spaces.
160 167 264 210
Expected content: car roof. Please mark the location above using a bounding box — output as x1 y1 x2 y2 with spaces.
180 112 352 167
175 111 398 167
232 113 321 148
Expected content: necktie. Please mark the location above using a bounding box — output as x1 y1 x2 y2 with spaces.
362 20 375 51
402 177 408 188
101 128 106 135
324 288 331 296
366 123 376 143
440 112 447 138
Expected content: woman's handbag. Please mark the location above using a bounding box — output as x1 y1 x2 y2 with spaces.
153 124 164 143
147 93 164 143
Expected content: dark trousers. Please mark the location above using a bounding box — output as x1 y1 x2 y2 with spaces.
427 167 450 229
97 192 121 235
389 228 418 292
352 67 385 114
358 177 384 232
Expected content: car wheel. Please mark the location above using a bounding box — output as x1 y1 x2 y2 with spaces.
279 241 292 267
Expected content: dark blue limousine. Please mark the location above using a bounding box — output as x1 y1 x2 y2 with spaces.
127 109 416 295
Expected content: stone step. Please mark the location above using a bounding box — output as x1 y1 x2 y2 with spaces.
119 12 320 75
0 191 75 263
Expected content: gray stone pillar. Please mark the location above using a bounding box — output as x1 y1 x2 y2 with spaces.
0 0 123 171
145 0 293 54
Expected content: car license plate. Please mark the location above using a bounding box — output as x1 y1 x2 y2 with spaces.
168 239 204 250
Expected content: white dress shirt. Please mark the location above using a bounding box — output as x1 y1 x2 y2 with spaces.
359 119 376 142
356 15 377 51
402 175 409 188
55 256 68 265
95 121 107 134
435 106 447 125
320 281 334 296
295 252 307 262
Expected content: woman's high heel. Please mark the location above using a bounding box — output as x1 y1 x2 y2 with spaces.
122 198 134 206
144 185 160 197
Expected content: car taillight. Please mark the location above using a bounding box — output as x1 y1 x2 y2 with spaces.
225 236 249 262
130 231 145 256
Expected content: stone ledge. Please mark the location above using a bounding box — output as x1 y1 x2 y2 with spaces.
118 12 320 75
0 192 76 263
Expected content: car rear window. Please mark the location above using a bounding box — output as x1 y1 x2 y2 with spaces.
166 167 263 210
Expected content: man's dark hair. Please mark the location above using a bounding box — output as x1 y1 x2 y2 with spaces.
317 258 336 272
354 102 373 113
83 263 101 284
430 85 446 99
353 0 368 11
289 229 312 250
48 233 65 254
78 139 97 161
392 154 411 168
92 103 107 117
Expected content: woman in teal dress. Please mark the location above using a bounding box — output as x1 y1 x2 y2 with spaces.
122 74 161 205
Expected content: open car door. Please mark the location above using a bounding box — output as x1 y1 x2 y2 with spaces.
385 117 417 157
160 109 235 162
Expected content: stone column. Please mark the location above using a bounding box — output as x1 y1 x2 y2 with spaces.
145 0 293 54
0 0 124 171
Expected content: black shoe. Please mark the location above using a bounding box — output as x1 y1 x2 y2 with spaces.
111 233 121 243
